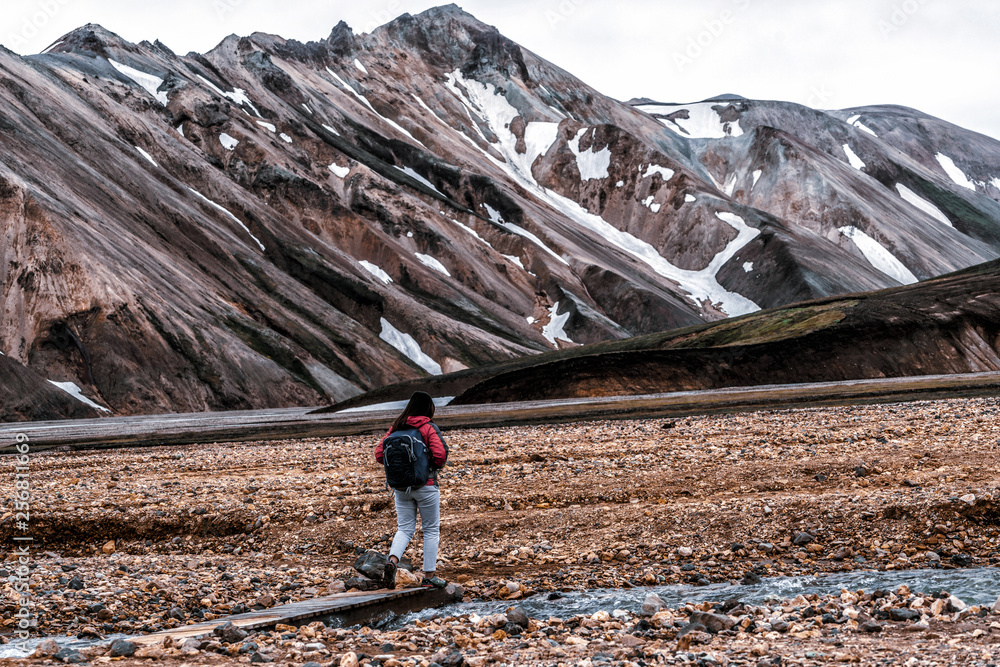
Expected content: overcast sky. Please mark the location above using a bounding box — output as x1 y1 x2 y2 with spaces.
4 0 999 139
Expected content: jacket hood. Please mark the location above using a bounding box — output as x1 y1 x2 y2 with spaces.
406 415 432 428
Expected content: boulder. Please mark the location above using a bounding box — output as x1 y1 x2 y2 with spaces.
506 606 529 628
689 611 736 634
33 639 61 657
108 639 137 657
213 621 249 644
394 568 422 588
889 608 920 622
353 550 388 580
641 593 666 616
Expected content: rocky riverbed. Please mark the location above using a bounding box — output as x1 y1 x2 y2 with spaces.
3 396 1000 665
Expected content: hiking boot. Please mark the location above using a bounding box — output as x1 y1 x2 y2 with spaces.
382 561 397 589
423 575 447 588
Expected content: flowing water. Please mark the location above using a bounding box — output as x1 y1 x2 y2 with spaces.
3 567 996 657
385 566 1000 629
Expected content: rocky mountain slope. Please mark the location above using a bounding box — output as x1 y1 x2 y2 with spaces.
3 5 1000 418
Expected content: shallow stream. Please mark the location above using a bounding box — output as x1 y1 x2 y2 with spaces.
3 567 996 658
387 566 1000 628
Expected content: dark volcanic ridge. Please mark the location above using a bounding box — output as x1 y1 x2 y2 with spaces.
3 5 1000 419
326 259 1000 410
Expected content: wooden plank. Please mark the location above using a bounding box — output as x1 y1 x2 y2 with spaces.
130 586 450 646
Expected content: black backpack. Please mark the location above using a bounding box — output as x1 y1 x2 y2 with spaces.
382 427 432 491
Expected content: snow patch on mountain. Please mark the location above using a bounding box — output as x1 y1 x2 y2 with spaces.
108 59 168 105
839 226 917 284
354 58 368 75
379 318 441 375
48 380 110 412
935 153 976 191
743 261 754 273
643 164 675 181
327 67 422 145
329 163 350 178
256 121 276 132
483 204 567 265
445 71 560 182
723 173 739 196
685 194 697 203
568 128 611 181
895 184 952 227
637 102 744 139
751 169 762 188
195 75 262 118
452 72 758 316
135 146 157 167
279 133 292 144
394 166 443 195
415 252 451 276
843 144 865 170
642 195 661 213
542 301 573 347
359 260 392 284
187 188 265 251
219 133 238 151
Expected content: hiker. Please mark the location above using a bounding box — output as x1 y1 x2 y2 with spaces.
375 391 448 589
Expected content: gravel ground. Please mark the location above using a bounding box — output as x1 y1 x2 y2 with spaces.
3 396 1000 665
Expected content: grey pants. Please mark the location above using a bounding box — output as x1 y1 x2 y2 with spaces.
389 484 440 573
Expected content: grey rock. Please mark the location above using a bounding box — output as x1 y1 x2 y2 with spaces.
352 549 388 580
506 605 529 627
435 650 465 667
33 639 61 657
54 648 88 663
250 652 274 663
859 620 883 633
213 621 249 644
951 553 973 567
889 608 921 622
676 621 707 638
792 532 814 545
108 639 136 657
640 593 666 617
688 611 736 634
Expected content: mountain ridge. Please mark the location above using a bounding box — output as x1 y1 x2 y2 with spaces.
2 5 999 419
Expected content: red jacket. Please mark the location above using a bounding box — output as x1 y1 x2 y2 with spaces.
375 416 448 485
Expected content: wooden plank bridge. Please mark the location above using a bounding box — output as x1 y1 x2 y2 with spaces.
131 585 461 646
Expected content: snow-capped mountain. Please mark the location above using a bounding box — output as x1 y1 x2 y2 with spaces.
2 5 1000 418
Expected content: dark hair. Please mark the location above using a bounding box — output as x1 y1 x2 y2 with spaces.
389 391 435 432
